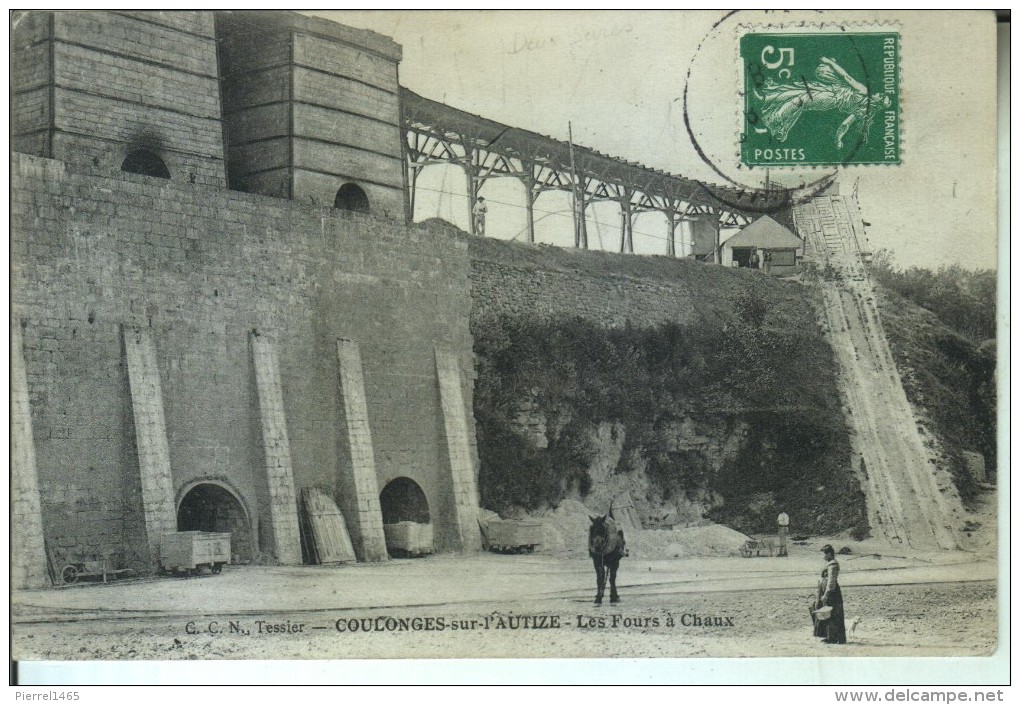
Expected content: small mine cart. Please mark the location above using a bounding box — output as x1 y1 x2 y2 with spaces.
383 522 434 557
160 531 231 575
483 519 543 554
739 537 775 558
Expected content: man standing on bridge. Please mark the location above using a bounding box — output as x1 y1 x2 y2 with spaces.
473 196 488 235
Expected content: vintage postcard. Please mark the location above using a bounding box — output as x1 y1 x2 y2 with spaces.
10 9 1003 681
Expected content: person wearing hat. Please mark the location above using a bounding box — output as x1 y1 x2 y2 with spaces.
813 544 847 643
472 196 488 235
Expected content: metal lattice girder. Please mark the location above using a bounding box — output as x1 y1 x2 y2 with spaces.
634 192 669 214
720 211 753 228
537 166 570 192
476 150 519 182
406 130 465 169
402 89 791 221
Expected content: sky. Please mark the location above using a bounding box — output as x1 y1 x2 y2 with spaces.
310 10 999 271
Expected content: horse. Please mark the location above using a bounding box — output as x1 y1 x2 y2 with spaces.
588 513 626 605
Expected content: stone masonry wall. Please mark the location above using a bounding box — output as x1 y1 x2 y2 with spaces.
12 11 226 188
11 319 50 588
11 153 477 573
217 11 406 218
469 258 696 330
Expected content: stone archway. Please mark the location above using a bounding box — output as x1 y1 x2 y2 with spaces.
122 149 171 179
334 183 370 213
176 482 254 563
379 477 432 557
379 477 430 524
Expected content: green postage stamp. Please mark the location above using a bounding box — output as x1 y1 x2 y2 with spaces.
740 31 901 167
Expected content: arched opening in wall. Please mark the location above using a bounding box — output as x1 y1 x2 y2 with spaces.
379 477 433 558
121 149 171 179
334 183 370 213
177 483 254 564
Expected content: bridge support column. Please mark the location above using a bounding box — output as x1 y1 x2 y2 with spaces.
463 149 481 235
522 170 538 244
713 212 722 263
407 165 420 222
576 197 589 249
618 189 634 253
525 190 537 244
667 211 680 257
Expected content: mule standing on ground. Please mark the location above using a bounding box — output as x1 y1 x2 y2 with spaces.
588 514 626 605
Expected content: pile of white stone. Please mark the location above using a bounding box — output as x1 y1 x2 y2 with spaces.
527 499 752 559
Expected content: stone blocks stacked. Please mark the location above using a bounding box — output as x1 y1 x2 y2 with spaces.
11 151 477 570
250 333 303 565
218 11 405 217
11 11 226 186
469 258 697 330
435 349 483 552
10 11 482 573
335 339 387 562
124 328 178 567
11 319 50 588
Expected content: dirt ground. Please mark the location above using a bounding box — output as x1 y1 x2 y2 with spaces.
12 534 999 662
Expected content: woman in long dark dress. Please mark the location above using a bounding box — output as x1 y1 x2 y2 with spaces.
813 544 847 644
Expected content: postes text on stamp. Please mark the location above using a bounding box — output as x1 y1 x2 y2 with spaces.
740 32 900 167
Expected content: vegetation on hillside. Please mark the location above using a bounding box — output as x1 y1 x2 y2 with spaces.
869 251 997 341
472 264 868 538
867 252 997 503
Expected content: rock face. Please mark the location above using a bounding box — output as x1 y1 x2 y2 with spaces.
510 398 549 450
470 236 867 539
564 419 735 529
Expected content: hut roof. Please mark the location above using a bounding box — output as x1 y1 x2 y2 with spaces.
725 216 802 249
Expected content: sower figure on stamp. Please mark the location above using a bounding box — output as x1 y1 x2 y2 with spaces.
756 57 892 150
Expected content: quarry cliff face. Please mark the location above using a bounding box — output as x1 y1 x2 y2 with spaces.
508 411 738 527
581 417 740 528
469 237 868 537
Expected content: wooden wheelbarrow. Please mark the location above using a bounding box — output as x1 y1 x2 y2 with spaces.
60 556 134 584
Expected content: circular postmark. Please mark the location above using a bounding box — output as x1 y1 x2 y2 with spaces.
682 11 899 215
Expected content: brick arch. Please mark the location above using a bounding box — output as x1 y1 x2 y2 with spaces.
379 476 430 524
334 183 370 213
121 148 171 179
176 479 255 562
